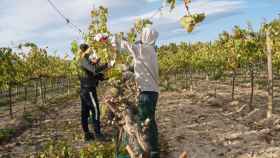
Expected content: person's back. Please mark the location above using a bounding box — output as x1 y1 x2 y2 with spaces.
122 28 160 92
79 54 100 88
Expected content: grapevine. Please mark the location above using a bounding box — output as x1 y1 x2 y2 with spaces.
166 0 206 33
69 5 158 157
1 1 280 158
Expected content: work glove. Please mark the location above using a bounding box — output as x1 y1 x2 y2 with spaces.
108 59 116 68
89 51 98 61
110 35 121 51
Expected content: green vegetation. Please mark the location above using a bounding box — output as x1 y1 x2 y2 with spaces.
36 140 128 158
1 1 280 157
0 128 16 143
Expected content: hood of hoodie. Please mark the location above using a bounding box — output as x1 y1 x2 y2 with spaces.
140 28 159 46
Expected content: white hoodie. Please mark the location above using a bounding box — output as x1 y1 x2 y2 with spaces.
119 28 159 92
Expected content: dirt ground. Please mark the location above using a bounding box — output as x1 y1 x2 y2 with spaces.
158 81 280 158
1 81 280 158
0 95 85 157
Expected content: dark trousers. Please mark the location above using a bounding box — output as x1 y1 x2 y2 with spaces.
138 91 160 158
80 87 101 135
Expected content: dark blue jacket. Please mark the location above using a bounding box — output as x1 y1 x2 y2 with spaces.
79 55 108 88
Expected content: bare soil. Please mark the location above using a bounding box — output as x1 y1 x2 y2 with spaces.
1 80 280 158
158 80 280 158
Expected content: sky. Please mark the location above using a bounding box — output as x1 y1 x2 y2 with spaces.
0 0 279 58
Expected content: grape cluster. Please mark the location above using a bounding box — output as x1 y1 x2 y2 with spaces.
180 13 205 33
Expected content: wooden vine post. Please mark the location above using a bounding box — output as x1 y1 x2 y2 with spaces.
266 28 273 118
24 86 27 112
231 70 236 101
39 77 44 104
34 81 38 103
8 83 13 118
249 63 254 110
67 77 70 96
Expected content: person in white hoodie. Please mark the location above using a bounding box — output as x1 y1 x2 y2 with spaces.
114 27 160 158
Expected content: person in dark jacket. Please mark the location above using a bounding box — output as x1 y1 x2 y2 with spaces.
78 43 114 141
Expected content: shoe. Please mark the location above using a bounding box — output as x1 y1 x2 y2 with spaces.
95 133 106 141
84 132 95 141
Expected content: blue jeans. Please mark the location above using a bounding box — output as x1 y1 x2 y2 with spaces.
138 91 160 158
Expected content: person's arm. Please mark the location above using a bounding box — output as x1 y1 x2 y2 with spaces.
80 58 108 75
112 35 138 58
121 39 138 58
95 63 109 73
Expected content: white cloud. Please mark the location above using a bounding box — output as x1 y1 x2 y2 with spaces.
119 0 243 23
0 0 245 56
0 0 91 54
108 0 245 37
92 0 158 8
